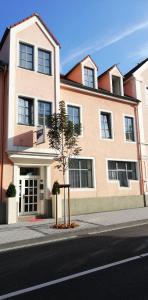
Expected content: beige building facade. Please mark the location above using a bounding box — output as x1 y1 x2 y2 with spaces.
0 14 145 223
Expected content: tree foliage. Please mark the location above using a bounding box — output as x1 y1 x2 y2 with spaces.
48 100 82 181
6 183 16 198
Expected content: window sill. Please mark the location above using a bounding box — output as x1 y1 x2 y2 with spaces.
18 66 34 72
37 71 52 76
100 137 114 141
17 123 34 127
124 140 136 144
70 188 96 192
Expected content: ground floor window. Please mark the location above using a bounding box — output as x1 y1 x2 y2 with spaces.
69 159 93 188
108 160 137 187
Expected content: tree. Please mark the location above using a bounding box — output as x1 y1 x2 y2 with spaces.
48 100 82 225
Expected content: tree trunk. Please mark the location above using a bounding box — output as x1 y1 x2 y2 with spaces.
63 170 67 226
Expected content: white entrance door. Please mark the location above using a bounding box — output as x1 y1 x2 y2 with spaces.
19 177 40 215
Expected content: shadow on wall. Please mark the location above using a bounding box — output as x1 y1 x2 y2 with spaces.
13 130 34 148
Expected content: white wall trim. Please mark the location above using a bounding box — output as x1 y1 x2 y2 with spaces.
65 101 83 137
99 109 114 141
81 58 98 89
67 156 96 191
106 158 139 190
123 113 136 144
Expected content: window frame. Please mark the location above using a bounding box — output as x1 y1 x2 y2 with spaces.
17 96 34 126
19 42 34 71
68 157 96 190
38 48 52 76
107 159 138 189
123 115 136 143
99 110 114 141
66 102 83 137
111 75 122 96
38 100 52 127
84 67 95 88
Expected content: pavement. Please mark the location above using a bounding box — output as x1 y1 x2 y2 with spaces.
1 207 148 252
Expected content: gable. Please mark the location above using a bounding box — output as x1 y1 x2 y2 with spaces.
16 22 54 52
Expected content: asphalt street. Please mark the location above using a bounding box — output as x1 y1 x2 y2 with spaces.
1 223 148 299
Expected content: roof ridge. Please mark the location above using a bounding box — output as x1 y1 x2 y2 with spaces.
124 57 148 80
0 13 60 50
65 54 98 77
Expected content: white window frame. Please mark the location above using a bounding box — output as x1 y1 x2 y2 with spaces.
67 156 96 191
17 95 35 126
109 73 124 96
16 94 53 128
66 102 83 137
106 158 139 190
37 99 53 127
123 114 136 143
81 60 98 89
37 48 52 76
99 109 114 141
17 39 54 77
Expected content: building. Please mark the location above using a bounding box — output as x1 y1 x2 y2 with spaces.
0 14 145 223
124 58 148 203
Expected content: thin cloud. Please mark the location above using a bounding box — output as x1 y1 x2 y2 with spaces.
129 43 148 60
62 19 148 68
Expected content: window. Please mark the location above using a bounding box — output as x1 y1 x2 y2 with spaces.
124 116 135 142
38 49 51 75
112 75 121 95
20 168 40 176
69 159 93 188
108 161 137 187
100 112 112 139
18 97 34 125
19 42 34 70
67 105 81 134
84 67 95 88
38 101 52 127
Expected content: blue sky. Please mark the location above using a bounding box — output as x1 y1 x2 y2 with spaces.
1 0 148 75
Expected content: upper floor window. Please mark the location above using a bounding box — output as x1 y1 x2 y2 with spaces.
18 97 34 126
100 111 112 139
112 75 121 95
124 116 135 142
19 42 34 70
67 105 81 134
84 67 95 88
38 101 52 127
69 159 93 188
108 160 137 187
38 49 51 75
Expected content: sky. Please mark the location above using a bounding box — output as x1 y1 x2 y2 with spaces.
1 0 148 75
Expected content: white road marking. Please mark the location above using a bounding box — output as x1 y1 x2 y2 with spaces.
0 254 146 299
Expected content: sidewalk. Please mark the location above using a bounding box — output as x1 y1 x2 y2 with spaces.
1 207 148 252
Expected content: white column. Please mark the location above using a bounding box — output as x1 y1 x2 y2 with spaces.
13 165 19 218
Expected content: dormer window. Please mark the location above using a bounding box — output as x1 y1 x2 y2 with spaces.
84 67 95 88
112 75 121 96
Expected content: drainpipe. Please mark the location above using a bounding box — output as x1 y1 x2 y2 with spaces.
0 64 7 202
134 104 145 206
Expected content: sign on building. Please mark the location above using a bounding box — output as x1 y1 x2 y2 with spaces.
36 126 45 144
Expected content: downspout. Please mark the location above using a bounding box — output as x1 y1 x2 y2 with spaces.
0 65 7 202
134 104 145 206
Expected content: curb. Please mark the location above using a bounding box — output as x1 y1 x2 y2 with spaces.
1 219 148 254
